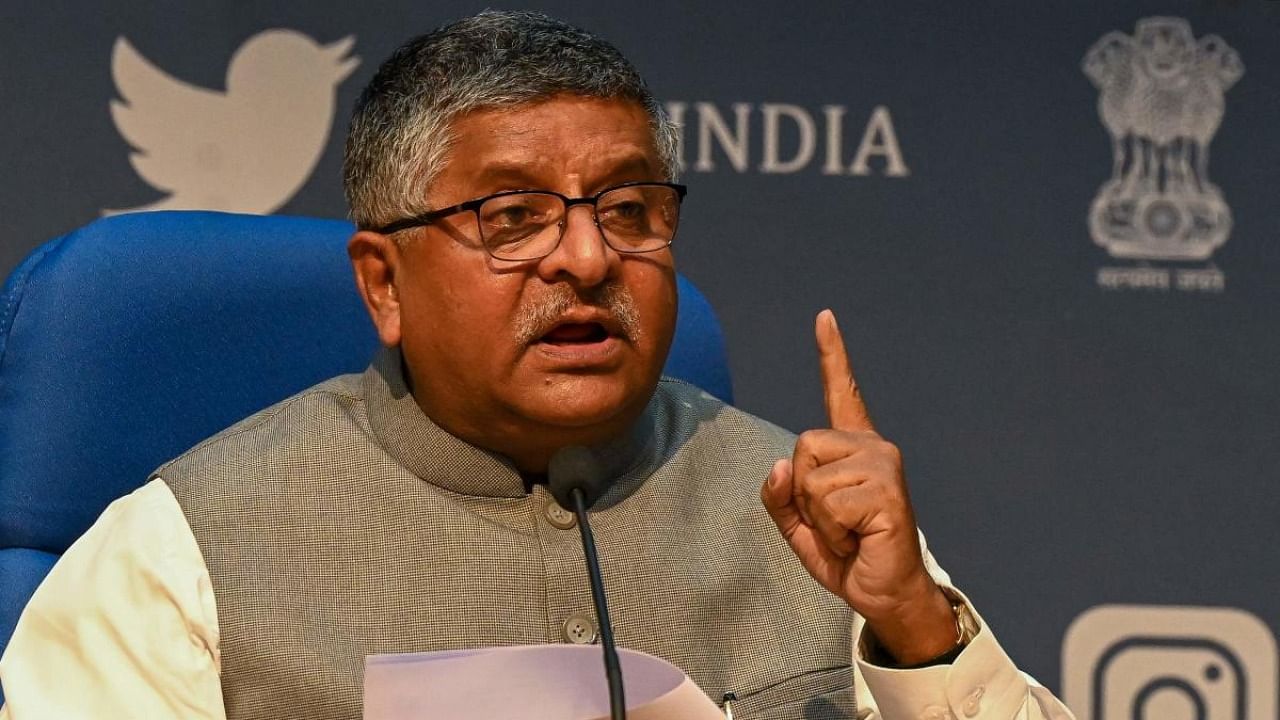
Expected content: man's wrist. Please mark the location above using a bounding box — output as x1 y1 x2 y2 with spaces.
860 589 978 668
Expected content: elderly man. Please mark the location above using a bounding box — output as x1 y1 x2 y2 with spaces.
0 10 1073 720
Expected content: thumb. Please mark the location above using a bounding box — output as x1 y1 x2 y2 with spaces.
761 458 801 534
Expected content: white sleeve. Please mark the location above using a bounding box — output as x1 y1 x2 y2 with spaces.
0 478 226 720
852 532 1077 720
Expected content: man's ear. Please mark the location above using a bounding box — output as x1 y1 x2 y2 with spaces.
348 230 403 347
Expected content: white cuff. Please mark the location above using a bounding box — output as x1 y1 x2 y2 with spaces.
856 597 1028 719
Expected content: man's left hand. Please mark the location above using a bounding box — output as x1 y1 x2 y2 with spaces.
761 309 958 665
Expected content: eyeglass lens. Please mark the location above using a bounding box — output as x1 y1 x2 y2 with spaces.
478 185 680 260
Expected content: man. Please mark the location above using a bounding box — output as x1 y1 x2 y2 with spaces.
0 11 1074 720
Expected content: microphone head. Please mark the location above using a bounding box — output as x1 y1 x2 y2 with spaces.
547 445 607 510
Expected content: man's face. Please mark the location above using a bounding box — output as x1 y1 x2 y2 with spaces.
367 96 678 470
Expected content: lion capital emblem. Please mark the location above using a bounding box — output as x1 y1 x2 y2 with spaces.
1083 17 1243 261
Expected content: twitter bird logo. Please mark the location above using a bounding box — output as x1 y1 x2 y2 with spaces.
107 29 359 215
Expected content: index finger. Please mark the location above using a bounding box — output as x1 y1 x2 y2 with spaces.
815 309 875 433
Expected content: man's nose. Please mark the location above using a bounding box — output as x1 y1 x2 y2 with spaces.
535 205 617 287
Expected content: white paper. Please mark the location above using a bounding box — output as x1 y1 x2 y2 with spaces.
364 644 725 720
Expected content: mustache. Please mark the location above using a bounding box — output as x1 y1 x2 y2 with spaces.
513 283 641 345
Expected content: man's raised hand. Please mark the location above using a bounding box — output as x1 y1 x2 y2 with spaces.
760 309 958 664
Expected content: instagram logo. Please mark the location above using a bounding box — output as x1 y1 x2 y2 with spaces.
1063 605 1277 720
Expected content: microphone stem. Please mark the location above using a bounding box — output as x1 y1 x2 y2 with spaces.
571 486 626 720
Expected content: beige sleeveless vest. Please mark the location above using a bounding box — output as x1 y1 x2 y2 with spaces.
162 350 855 719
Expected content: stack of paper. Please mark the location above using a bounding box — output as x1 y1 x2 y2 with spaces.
364 644 726 720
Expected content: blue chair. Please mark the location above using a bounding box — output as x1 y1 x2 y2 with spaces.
0 210 732 675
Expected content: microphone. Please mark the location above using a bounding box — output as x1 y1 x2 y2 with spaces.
548 446 626 720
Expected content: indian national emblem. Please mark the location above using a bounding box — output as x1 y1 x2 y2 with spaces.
1083 17 1243 261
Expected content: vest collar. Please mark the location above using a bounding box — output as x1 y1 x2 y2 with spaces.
363 348 658 501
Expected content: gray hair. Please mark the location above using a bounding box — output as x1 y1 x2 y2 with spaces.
343 10 680 230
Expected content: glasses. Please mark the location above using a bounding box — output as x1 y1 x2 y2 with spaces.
373 181 687 261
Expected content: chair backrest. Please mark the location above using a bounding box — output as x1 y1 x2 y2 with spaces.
0 210 732 665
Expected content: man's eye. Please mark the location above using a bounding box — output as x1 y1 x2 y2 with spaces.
485 206 537 227
480 196 554 228
610 202 646 219
598 199 648 225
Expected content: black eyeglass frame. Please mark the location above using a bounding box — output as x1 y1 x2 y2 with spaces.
370 181 688 257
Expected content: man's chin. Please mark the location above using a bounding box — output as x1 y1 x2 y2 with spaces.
512 374 654 432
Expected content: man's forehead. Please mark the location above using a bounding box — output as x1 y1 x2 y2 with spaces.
448 97 652 145
438 97 661 189
468 155 657 188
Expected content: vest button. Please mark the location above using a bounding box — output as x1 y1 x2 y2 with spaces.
544 499 577 529
561 613 598 644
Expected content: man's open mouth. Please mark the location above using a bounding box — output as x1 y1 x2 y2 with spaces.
538 322 611 345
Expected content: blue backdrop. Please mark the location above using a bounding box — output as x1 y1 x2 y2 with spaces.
3 3 1278 717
